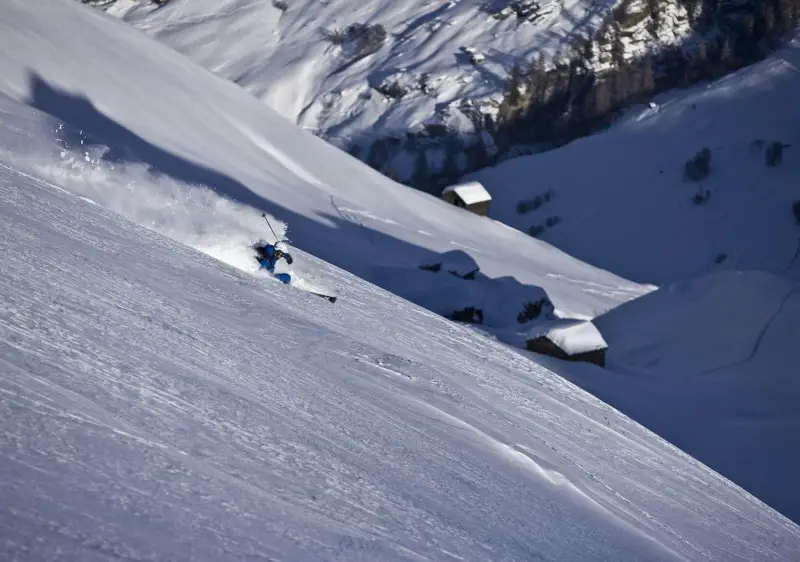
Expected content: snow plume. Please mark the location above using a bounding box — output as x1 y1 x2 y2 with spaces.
27 144 285 274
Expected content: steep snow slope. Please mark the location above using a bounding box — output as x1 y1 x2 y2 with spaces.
3 131 800 561
471 35 800 285
109 0 690 148
554 270 800 523
0 0 649 332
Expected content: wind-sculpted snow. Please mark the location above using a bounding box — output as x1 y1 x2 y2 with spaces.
2 149 800 561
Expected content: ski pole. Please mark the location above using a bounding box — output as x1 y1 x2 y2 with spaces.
261 212 279 241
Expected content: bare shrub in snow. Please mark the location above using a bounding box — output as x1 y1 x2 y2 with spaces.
684 148 711 182
528 224 546 237
375 72 432 100
449 306 484 325
766 141 789 167
517 298 551 324
692 189 711 205
272 0 289 11
322 27 349 45
517 197 542 215
376 80 408 99
323 23 387 59
353 23 387 58
544 215 562 228
517 189 555 215
527 214 562 237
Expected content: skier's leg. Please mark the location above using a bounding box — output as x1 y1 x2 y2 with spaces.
274 272 292 285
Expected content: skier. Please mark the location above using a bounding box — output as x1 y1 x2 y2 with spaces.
254 240 294 284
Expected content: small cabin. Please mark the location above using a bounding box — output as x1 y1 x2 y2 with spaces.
526 321 607 367
441 181 492 216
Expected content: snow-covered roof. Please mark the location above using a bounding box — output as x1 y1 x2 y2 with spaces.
442 181 491 205
537 321 607 355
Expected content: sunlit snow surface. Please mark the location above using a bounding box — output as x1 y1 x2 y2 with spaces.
0 1 799 559
2 154 799 561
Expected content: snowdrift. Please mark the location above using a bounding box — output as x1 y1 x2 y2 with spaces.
471 36 800 285
3 129 800 561
373 250 558 331
561 270 800 523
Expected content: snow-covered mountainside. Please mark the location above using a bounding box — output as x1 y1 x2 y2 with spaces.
5 124 800 561
549 270 800 523
107 0 638 131
471 34 800 285
0 0 652 353
106 0 699 183
466 32 800 523
3 2 800 555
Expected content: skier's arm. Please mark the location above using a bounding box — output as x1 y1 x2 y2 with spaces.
285 253 294 265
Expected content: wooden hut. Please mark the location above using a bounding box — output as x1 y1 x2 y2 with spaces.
441 181 492 216
526 321 607 367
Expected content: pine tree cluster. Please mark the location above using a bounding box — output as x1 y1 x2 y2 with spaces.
495 0 800 148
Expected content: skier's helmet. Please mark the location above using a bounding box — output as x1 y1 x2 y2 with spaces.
274 241 288 254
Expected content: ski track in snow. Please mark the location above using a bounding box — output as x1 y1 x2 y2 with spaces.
695 287 799 378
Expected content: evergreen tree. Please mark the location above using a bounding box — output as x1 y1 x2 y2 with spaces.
534 53 550 106
505 64 524 107
647 0 662 37
743 14 755 39
611 29 626 68
778 0 794 30
641 56 656 96
764 4 778 47
717 37 732 75
694 39 708 80
440 141 461 183
465 139 490 170
593 77 612 118
367 139 389 170
739 15 756 59
612 66 630 105
765 4 777 35
412 148 430 191
686 0 702 26
498 64 526 127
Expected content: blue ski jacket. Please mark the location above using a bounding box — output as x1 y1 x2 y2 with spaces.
256 244 293 272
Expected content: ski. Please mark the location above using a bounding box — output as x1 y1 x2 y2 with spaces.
307 291 337 303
